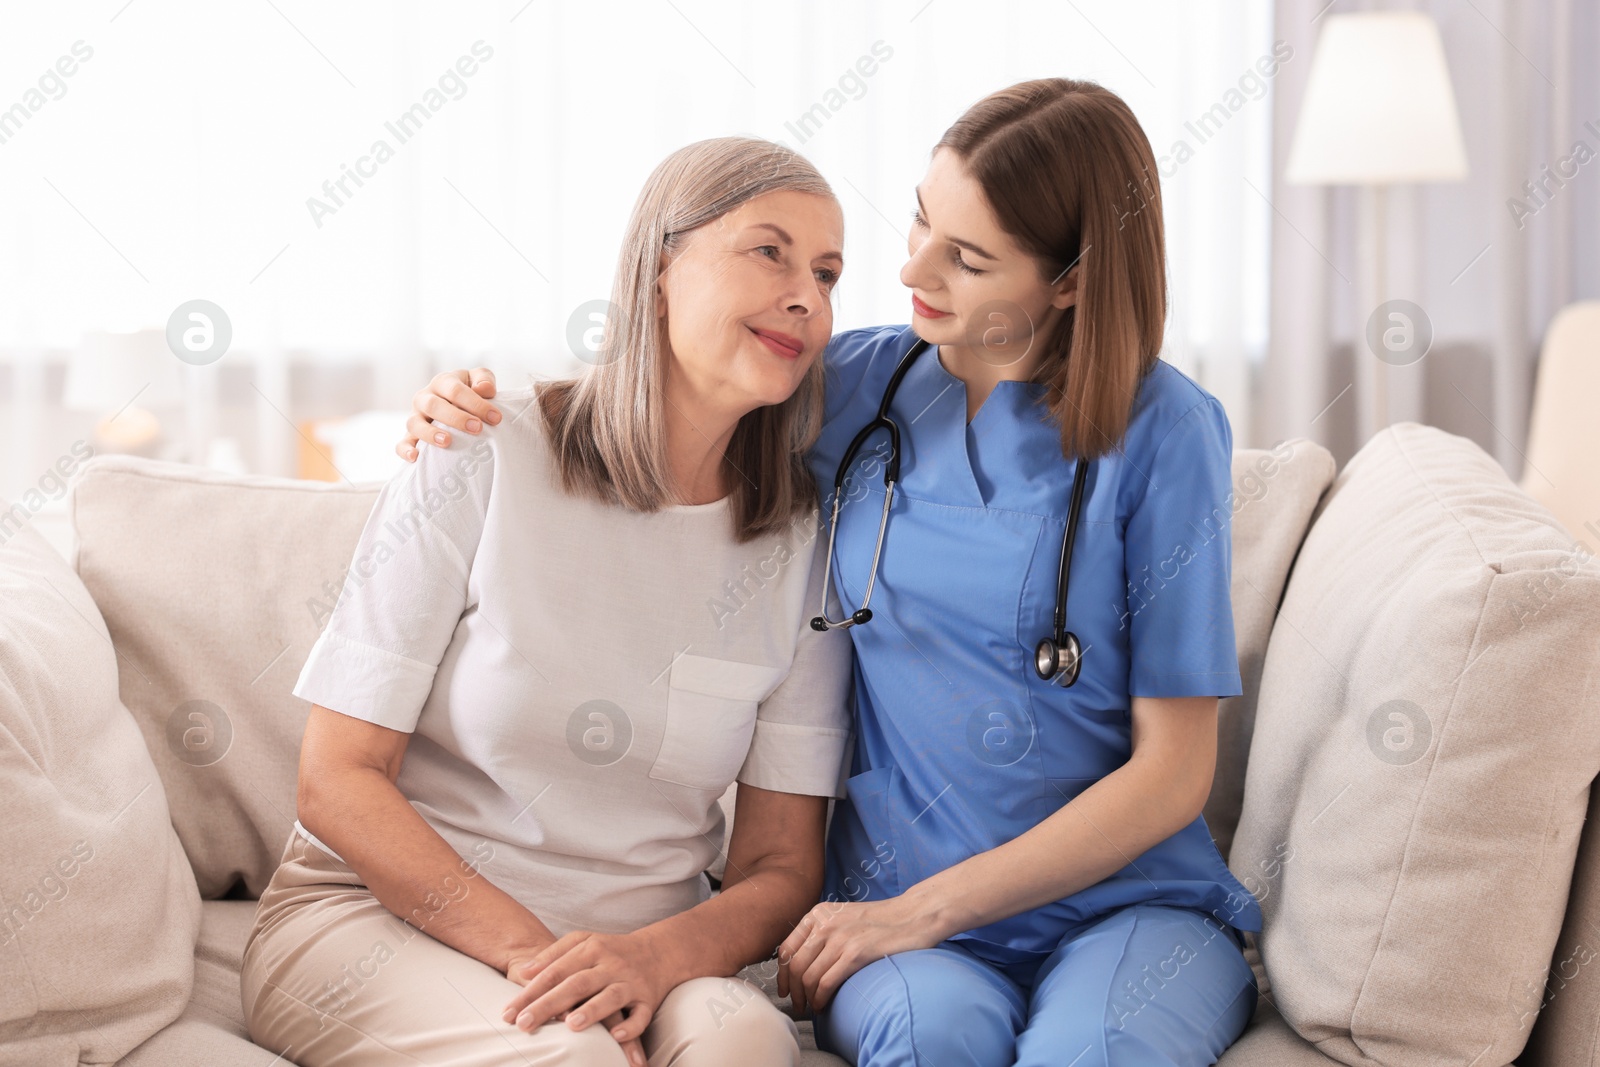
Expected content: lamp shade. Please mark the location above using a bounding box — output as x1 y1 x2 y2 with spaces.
63 329 183 413
1286 11 1468 185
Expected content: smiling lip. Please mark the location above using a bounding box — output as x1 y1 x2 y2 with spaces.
750 327 804 359
911 294 950 319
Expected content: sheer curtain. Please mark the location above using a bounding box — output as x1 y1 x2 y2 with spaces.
1256 0 1599 476
0 0 1273 497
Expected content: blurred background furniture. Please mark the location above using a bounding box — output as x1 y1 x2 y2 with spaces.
1284 10 1468 441
62 329 179 460
1520 300 1600 546
7 0 1597 508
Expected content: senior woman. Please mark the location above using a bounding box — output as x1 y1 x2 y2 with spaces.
239 137 855 1067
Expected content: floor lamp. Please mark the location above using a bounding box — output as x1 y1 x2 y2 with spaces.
63 330 182 458
1285 11 1468 444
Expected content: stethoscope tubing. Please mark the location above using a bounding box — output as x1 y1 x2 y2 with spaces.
809 335 1091 687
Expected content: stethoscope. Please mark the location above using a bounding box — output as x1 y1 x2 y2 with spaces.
809 337 1094 688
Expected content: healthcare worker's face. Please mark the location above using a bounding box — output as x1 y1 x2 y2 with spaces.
901 147 1077 371
657 190 843 420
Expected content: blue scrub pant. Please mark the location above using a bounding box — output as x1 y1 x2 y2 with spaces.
816 904 1257 1067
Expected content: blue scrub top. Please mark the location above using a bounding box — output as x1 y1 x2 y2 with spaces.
808 324 1262 966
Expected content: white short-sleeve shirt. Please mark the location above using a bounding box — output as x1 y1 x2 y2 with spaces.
291 387 854 936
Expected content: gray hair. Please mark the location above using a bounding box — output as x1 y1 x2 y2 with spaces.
538 136 837 542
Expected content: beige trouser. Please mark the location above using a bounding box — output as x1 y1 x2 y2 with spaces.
239 829 799 1067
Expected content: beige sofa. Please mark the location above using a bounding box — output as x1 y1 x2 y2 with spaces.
3 421 1598 1067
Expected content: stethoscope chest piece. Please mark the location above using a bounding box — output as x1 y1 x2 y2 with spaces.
1035 632 1083 687
812 335 1095 692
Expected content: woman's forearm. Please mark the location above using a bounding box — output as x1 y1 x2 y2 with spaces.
899 750 1207 942
638 789 830 986
635 855 821 988
300 767 556 973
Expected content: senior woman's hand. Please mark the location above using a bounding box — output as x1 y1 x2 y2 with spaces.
399 367 501 460
502 928 679 1052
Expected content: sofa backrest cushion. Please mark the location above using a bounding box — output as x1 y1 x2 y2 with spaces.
1208 438 1337 862
71 456 379 898
0 523 202 1066
1231 422 1600 1065
71 430 1333 902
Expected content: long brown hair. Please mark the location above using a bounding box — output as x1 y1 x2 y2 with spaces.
937 78 1166 460
537 137 834 543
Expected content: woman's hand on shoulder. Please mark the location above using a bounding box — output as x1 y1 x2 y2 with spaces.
398 368 501 461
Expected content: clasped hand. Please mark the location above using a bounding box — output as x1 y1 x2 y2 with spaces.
502 930 674 1067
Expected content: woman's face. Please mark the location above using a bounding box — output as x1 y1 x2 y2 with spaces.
901 147 1076 369
658 190 844 419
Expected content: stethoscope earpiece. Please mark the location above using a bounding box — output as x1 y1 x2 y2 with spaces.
808 607 874 633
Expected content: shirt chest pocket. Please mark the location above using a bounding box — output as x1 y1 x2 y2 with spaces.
649 654 788 792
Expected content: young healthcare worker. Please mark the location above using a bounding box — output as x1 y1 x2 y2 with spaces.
399 78 1261 1066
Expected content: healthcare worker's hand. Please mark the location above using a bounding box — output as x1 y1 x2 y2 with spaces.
501 928 675 1065
399 367 500 460
777 896 940 1015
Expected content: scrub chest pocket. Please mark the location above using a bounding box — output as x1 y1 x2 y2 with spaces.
650 654 788 791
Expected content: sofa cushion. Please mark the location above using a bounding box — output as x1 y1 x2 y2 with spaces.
1523 778 1600 1066
1230 423 1600 1066
115 900 294 1067
0 523 202 1066
71 456 380 899
1217 995 1349 1066
1207 438 1337 862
